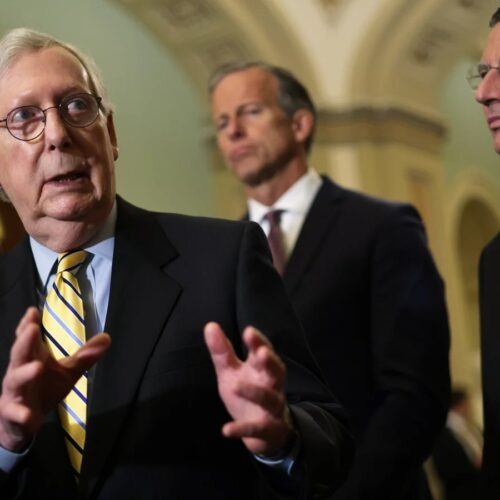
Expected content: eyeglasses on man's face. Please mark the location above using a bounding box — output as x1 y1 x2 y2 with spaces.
467 63 500 90
0 93 102 141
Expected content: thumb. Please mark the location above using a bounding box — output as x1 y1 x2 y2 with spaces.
63 333 111 374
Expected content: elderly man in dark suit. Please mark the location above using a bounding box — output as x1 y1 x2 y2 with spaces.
210 61 451 499
471 7 500 499
0 28 354 499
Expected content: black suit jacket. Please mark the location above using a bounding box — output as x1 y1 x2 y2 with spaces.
0 198 353 500
432 425 480 500
479 234 500 499
260 177 450 499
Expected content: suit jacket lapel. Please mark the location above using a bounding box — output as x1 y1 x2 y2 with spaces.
81 200 181 496
283 177 343 295
0 238 38 357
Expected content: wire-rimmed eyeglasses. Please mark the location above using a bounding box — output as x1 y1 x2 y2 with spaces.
0 93 102 141
467 63 500 90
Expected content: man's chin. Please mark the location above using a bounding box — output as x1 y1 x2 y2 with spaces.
490 130 500 155
43 195 97 222
239 164 282 188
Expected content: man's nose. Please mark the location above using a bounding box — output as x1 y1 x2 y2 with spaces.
476 70 499 104
43 107 71 150
225 116 244 139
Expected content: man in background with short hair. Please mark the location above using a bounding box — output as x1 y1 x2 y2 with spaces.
209 61 451 499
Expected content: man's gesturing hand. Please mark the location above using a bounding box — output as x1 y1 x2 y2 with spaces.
0 307 111 452
204 322 293 457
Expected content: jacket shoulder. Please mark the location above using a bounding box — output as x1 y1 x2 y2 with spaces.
318 176 423 233
331 179 416 215
481 232 500 263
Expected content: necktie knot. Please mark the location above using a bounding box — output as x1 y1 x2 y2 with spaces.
56 250 88 275
264 209 284 227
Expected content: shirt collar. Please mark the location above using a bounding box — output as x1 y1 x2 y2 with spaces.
248 168 322 223
30 201 117 288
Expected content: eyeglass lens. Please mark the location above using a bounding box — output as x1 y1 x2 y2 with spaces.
467 63 500 90
5 93 100 141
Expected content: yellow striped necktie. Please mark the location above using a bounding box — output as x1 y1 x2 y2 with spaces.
42 250 89 478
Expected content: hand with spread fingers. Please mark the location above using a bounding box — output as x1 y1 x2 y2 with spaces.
0 307 111 453
204 321 293 458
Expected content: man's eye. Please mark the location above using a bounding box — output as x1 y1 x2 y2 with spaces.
66 97 89 115
216 119 228 131
10 107 38 123
478 64 490 79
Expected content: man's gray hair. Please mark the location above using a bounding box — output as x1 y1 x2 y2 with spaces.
0 27 113 115
208 61 316 153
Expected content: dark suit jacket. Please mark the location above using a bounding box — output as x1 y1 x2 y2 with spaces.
0 197 353 500
432 425 480 500
479 234 500 499
260 177 450 499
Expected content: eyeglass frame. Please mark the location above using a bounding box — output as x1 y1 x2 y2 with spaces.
467 62 500 90
0 92 103 142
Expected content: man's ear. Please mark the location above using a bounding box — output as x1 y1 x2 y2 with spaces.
106 113 119 161
291 109 314 145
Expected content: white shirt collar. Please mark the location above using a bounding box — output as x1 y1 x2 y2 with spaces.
248 168 322 223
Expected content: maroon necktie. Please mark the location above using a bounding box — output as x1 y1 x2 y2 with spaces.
264 210 286 275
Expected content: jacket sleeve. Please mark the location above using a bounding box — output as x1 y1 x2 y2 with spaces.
345 205 450 497
234 221 354 499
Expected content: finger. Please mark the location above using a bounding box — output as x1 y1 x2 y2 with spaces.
222 418 280 440
234 382 286 418
0 400 34 428
204 322 240 373
10 319 42 368
3 361 44 394
223 418 292 457
254 344 285 377
61 333 111 374
242 327 272 369
0 398 39 452
242 326 273 354
242 329 285 387
15 307 40 337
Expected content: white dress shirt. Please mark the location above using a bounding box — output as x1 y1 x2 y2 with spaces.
248 168 322 258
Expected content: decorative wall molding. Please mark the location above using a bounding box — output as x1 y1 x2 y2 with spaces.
316 106 447 154
350 0 498 113
409 0 488 66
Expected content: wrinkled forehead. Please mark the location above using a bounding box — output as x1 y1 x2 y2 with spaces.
0 46 90 107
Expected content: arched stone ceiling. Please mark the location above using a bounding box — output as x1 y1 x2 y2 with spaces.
111 0 321 108
110 0 500 151
349 0 499 118
112 0 499 119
